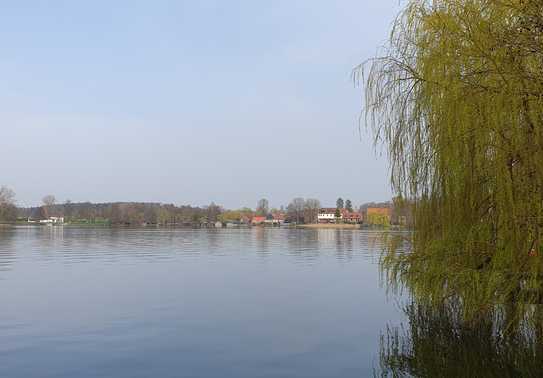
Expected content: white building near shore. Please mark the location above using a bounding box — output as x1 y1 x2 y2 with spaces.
39 217 64 224
317 208 340 223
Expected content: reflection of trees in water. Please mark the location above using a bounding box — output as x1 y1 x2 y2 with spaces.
0 228 15 272
378 300 543 377
285 229 319 261
335 230 353 260
284 229 383 261
204 228 221 254
254 227 271 258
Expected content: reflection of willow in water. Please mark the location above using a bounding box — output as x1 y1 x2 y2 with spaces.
378 300 543 377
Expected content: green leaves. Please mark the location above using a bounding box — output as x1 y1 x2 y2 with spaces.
362 0 543 327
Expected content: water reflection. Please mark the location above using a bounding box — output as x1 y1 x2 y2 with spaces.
285 229 320 263
253 226 272 258
0 226 394 377
0 227 393 271
0 228 15 272
335 230 354 261
377 301 543 377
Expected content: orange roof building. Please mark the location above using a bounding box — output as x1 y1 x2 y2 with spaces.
251 216 266 225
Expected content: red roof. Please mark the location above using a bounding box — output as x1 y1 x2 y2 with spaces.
319 208 337 213
252 216 266 223
341 208 360 217
344 212 361 219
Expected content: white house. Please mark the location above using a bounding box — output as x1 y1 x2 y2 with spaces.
317 208 341 223
39 217 64 225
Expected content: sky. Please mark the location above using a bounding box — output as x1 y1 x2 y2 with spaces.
0 0 400 209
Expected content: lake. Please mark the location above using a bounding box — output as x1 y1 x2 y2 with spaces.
0 226 404 378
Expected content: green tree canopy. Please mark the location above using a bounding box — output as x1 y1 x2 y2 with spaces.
334 207 341 220
359 0 543 326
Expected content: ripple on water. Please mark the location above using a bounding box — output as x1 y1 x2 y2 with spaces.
0 226 404 378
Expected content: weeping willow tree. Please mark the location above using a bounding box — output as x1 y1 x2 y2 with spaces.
357 0 543 325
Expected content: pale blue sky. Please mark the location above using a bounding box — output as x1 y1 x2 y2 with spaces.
1 1 400 209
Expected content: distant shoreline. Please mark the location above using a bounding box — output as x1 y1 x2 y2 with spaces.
0 222 406 231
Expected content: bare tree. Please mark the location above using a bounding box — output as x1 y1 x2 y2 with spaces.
42 195 56 219
0 186 15 205
42 195 56 207
304 198 321 224
256 198 269 216
287 197 305 224
0 186 17 222
63 199 73 219
206 202 222 223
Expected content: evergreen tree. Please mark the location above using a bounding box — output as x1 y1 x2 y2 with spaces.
345 199 353 212
334 207 341 223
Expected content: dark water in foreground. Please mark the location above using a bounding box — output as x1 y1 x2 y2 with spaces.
0 227 403 378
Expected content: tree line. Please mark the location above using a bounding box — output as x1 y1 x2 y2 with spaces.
0 188 402 226
21 201 223 226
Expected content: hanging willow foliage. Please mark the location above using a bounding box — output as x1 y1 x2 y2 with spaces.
356 0 543 325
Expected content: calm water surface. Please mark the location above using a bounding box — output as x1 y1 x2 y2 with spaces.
0 227 404 378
